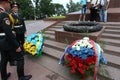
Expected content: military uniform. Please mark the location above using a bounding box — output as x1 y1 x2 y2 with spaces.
0 1 31 80
10 2 26 48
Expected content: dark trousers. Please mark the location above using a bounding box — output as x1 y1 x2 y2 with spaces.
0 50 24 80
90 7 98 21
16 33 25 47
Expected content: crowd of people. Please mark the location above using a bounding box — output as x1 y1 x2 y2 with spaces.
79 0 110 22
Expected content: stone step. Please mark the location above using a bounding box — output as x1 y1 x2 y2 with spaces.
99 65 120 80
101 33 120 40
104 53 120 69
101 22 120 26
44 31 55 35
44 39 66 51
104 29 120 34
42 46 63 59
43 39 120 69
44 34 55 40
100 38 120 47
105 26 120 30
42 46 116 80
104 45 120 57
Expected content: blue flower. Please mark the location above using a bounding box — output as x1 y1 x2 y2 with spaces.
81 54 87 59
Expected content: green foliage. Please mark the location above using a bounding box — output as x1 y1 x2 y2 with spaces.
38 0 54 18
48 16 66 19
66 0 81 13
97 40 106 49
12 0 66 20
53 3 66 16
14 0 34 20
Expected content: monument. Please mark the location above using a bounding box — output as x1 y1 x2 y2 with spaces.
55 22 105 43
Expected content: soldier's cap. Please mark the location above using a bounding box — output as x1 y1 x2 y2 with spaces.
11 2 19 8
0 0 12 3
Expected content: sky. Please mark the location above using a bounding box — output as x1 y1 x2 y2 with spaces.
31 0 79 9
52 0 79 8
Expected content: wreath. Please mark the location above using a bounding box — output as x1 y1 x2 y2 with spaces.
23 32 44 56
59 37 107 80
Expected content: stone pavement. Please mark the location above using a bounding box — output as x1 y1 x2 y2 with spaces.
0 56 66 80
25 20 56 36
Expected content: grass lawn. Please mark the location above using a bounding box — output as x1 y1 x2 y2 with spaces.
48 16 66 19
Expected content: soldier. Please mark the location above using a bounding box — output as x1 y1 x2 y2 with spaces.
0 0 32 80
10 2 26 49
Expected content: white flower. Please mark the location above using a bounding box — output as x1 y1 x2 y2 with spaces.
83 37 89 41
76 46 80 50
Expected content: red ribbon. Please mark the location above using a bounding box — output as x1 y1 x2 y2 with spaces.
90 40 98 80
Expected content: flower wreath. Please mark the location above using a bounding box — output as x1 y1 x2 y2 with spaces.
23 32 44 56
59 37 107 80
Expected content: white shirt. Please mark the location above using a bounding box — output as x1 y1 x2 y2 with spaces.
87 0 91 2
101 0 110 6
91 0 100 5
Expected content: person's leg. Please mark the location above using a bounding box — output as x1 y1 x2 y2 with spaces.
79 7 84 21
16 55 32 80
16 56 24 78
90 8 95 21
94 9 98 21
99 8 103 22
83 7 86 21
79 14 82 21
1 51 10 80
83 14 86 21
104 10 107 22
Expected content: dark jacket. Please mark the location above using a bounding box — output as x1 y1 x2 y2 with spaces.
0 12 19 50
11 12 26 34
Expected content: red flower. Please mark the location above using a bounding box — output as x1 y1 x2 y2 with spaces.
66 54 73 61
78 68 84 75
71 69 76 74
78 63 83 68
83 65 89 70
65 54 96 76
72 64 77 69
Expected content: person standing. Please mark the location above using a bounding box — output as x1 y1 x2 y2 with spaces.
79 0 87 21
10 2 26 49
0 0 32 80
99 0 110 22
89 0 100 21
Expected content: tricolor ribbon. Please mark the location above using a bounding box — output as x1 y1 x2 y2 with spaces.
90 40 98 80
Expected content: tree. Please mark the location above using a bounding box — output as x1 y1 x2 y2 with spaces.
15 0 34 20
54 3 66 16
66 0 80 13
39 0 55 18
33 0 40 19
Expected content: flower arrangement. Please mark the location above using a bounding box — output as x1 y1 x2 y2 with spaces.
23 32 44 56
59 37 107 80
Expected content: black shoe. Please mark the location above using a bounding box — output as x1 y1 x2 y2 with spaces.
6 72 11 79
19 75 32 80
2 72 11 80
